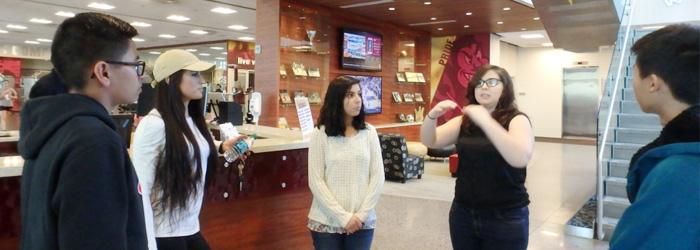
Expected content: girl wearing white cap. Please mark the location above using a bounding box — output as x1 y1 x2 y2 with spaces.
132 49 246 250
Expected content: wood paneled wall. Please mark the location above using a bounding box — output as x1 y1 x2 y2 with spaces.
257 0 432 129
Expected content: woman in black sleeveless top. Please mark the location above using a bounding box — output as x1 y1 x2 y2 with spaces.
420 65 534 250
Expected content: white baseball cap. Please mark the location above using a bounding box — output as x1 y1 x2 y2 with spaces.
152 49 214 84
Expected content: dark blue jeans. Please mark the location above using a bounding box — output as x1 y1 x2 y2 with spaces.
310 229 374 250
449 202 529 250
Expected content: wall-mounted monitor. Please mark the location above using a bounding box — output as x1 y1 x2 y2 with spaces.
346 75 382 114
341 28 382 71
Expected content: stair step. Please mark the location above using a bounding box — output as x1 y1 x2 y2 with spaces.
602 217 620 241
617 114 661 129
604 158 631 178
620 100 644 114
622 88 635 100
606 142 644 160
604 195 631 206
603 195 630 219
605 177 628 198
614 127 660 144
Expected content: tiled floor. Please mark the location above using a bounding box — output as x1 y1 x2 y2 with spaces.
373 142 609 250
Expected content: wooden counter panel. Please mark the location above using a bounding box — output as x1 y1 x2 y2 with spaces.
202 148 312 249
200 189 312 249
0 177 21 250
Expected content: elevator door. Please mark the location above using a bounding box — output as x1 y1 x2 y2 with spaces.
562 67 599 138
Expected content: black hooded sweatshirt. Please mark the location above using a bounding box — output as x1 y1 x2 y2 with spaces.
18 94 147 250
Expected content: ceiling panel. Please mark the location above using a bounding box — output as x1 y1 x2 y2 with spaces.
301 0 544 36
0 0 256 49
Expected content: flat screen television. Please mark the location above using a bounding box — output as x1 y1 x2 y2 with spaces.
341 29 382 71
346 75 382 114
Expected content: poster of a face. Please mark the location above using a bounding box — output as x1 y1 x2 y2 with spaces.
347 75 382 114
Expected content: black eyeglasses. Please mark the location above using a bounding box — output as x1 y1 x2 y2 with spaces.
106 60 146 76
477 78 502 88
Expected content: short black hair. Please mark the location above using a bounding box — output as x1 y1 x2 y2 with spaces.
632 24 699 105
51 12 138 90
316 76 367 136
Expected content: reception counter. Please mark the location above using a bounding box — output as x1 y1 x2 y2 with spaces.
0 126 313 249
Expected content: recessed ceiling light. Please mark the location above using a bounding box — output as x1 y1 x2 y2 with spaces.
149 51 161 55
405 43 415 47
520 34 544 39
465 12 472 15
185 49 197 52
497 21 504 24
424 1 431 5
25 40 40 45
131 22 151 27
55 11 75 17
228 25 248 30
199 53 211 56
167 15 190 22
464 25 470 28
437 27 443 31
87 2 115 10
238 36 254 41
215 57 225 60
542 42 553 46
210 46 224 50
521 28 527 31
430 17 437 21
132 37 145 42
211 7 237 14
221 52 227 55
533 17 540 20
37 38 52 43
388 7 396 11
0 30 8 34
158 34 176 39
30 18 53 24
190 30 209 35
7 24 27 30
503 7 511 10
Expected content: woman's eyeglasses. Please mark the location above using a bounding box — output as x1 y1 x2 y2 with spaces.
106 60 146 76
476 78 502 88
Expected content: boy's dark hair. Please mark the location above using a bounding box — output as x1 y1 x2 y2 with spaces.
316 76 367 136
51 12 138 90
632 24 699 105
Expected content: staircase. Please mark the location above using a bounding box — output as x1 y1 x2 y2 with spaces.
596 27 662 240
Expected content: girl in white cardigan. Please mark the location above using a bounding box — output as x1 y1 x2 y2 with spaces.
307 76 385 250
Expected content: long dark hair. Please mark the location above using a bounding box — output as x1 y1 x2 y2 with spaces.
462 65 521 132
151 70 217 220
316 76 367 136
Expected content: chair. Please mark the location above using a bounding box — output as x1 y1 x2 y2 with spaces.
378 133 424 183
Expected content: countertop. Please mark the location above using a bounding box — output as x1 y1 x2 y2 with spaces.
0 130 19 143
0 126 309 178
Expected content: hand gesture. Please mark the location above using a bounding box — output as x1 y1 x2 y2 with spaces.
344 215 363 235
462 105 491 126
428 100 459 119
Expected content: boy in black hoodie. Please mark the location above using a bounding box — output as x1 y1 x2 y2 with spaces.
19 13 147 249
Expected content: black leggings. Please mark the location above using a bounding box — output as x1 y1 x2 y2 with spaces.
156 232 211 250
